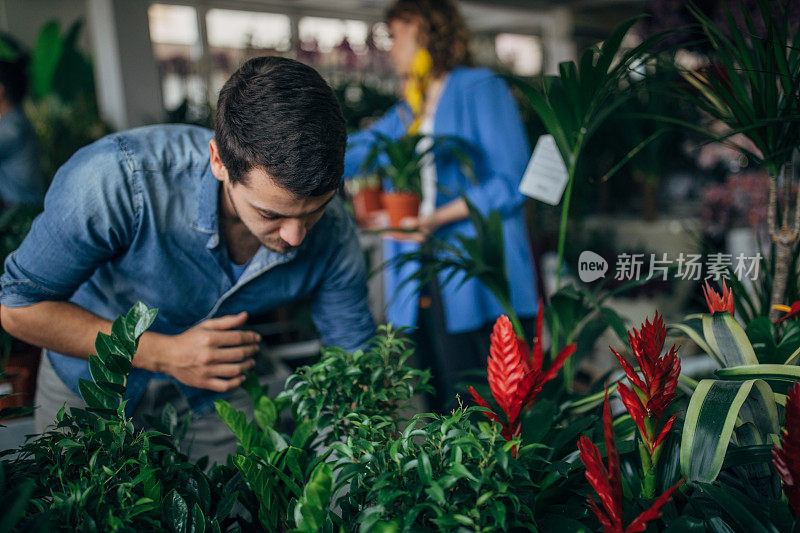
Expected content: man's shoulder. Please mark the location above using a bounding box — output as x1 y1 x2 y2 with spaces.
109 124 214 172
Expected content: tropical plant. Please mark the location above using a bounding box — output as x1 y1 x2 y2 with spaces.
510 16 668 368
0 303 254 532
359 132 473 195
468 313 575 441
611 312 681 498
0 20 108 181
333 407 540 531
214 379 331 532
674 0 800 322
774 381 800 517
578 390 682 532
671 284 790 490
385 197 526 337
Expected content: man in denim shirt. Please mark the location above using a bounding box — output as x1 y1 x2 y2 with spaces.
0 57 375 463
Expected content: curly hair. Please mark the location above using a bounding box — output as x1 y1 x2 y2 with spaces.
385 0 473 77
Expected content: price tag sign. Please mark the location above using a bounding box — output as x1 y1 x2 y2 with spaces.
518 134 569 206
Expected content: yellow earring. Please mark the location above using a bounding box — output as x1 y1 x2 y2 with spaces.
404 48 433 134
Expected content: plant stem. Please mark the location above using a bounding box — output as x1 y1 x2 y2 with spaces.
639 440 656 499
555 165 577 389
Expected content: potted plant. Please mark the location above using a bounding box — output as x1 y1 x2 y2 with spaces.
344 172 382 227
359 132 472 229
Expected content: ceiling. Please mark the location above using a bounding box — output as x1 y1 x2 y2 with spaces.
215 0 652 39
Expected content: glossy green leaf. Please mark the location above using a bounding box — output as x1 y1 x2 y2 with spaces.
165 490 189 533
78 379 118 411
680 378 779 482
715 364 800 394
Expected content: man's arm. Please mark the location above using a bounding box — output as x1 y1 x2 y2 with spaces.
0 302 259 392
310 201 376 352
0 137 256 392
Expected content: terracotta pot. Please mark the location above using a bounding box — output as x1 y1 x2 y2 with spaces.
381 192 420 229
352 186 383 226
7 339 42 405
5 361 35 406
0 367 29 420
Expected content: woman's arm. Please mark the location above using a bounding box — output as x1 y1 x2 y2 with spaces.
343 103 407 179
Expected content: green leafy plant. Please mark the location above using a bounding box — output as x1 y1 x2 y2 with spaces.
510 17 668 369
333 407 539 531
359 132 473 195
672 299 787 487
0 303 252 532
385 198 524 337
672 0 800 321
280 325 432 447
0 20 109 181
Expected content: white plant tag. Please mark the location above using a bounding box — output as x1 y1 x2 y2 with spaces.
518 134 569 206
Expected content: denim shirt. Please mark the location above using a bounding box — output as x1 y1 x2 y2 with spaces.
1 124 375 415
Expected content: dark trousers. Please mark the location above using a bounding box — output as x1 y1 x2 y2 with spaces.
413 280 535 413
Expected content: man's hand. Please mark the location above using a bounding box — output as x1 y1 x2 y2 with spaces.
143 311 260 392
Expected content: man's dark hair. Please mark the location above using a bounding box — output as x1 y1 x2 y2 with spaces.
215 56 346 197
0 58 28 105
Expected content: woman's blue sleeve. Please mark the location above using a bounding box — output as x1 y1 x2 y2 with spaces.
462 75 531 217
343 104 407 179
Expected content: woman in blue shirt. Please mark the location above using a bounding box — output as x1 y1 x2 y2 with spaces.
344 0 539 410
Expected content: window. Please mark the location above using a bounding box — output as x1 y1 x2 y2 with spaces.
205 9 291 96
298 17 368 71
495 33 542 76
147 4 204 113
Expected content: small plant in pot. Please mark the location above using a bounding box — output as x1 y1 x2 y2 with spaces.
359 131 473 230
344 171 383 227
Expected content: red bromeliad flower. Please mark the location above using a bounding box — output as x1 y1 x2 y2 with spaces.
703 279 735 315
774 382 800 517
611 312 680 458
578 390 682 533
774 302 800 326
469 306 576 440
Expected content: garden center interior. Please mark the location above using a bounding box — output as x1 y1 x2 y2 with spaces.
0 0 798 531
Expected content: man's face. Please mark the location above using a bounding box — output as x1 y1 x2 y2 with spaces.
210 141 336 254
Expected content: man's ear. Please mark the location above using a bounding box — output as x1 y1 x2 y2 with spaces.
209 139 228 183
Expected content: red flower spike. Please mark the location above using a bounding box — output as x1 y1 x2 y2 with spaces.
652 413 678 452
617 382 649 442
469 313 575 443
542 343 577 384
629 312 666 366
774 382 800 516
703 279 735 316
614 314 681 456
579 390 683 533
774 302 800 325
611 347 646 393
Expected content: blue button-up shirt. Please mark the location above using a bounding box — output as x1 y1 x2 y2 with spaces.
1 124 375 415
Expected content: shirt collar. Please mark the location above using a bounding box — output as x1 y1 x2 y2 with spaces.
191 164 305 259
192 165 220 237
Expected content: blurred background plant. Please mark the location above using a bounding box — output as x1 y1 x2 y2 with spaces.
0 20 109 182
